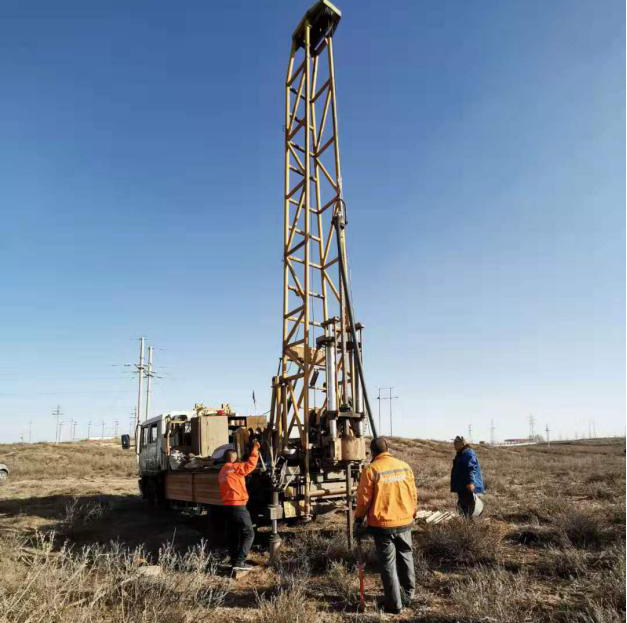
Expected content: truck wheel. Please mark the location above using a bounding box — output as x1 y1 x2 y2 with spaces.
0 470 8 481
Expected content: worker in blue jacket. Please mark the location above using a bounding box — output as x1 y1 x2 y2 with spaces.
450 436 484 518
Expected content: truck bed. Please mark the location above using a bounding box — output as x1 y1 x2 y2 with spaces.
164 470 222 505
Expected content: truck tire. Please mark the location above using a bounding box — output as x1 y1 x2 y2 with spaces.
0 469 8 481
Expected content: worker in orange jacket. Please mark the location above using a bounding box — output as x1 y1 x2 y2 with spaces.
218 440 260 570
355 437 417 615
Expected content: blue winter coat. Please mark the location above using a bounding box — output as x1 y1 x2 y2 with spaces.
450 447 484 493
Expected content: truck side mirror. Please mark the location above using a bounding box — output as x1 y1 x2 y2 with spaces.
121 434 131 450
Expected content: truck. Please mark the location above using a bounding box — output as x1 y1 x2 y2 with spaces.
133 403 361 526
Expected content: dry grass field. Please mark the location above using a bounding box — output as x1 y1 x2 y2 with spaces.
0 437 624 623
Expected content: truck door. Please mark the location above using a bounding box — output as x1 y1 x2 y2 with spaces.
145 423 160 472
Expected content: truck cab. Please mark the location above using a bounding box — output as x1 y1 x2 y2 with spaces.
138 412 192 476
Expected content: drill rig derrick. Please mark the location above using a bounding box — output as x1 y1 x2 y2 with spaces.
265 0 378 553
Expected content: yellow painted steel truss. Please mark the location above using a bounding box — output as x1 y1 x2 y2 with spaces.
269 3 365 507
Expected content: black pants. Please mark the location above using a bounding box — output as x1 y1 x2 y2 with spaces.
457 490 476 518
223 505 255 566
373 530 416 612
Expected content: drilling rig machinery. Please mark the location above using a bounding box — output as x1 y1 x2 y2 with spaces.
264 0 378 556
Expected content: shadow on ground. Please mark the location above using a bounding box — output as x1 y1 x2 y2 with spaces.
0 493 212 555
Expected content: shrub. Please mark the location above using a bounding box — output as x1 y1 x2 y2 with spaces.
326 561 360 608
275 530 376 575
419 519 500 566
255 584 315 623
534 546 590 578
449 566 537 622
556 510 612 548
0 532 229 623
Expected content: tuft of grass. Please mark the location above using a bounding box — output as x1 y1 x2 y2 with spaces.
255 584 316 623
449 566 537 622
326 561 360 609
534 546 591 578
0 531 229 623
556 509 614 549
419 519 501 566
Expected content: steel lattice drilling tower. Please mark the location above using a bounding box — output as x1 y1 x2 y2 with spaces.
266 1 378 546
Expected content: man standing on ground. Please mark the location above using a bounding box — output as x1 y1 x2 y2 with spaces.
354 437 417 615
218 440 260 571
450 435 484 518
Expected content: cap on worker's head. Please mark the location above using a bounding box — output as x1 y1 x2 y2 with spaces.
454 435 466 445
370 437 388 456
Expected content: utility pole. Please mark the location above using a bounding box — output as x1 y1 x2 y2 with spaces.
545 424 550 447
136 337 145 428
378 387 398 436
468 424 472 443
71 419 77 441
129 409 136 435
490 419 495 445
87 420 92 439
101 420 105 440
113 419 119 438
52 405 62 444
145 345 153 421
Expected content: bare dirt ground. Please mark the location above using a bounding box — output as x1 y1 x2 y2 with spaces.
0 437 624 623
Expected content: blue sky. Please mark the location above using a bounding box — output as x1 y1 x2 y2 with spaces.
0 0 624 443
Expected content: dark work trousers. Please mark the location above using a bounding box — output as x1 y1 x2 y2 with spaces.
373 529 416 612
223 505 255 566
457 489 476 518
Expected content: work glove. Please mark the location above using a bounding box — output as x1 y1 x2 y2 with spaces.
252 440 261 451
353 518 366 537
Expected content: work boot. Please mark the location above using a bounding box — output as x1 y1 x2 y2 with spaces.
400 589 415 606
377 598 402 615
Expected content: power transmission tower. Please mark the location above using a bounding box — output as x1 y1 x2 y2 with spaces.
113 420 119 438
87 420 92 439
490 419 495 445
28 420 32 443
101 420 105 440
545 424 550 447
52 406 63 444
528 414 535 441
468 424 472 443
71 419 77 441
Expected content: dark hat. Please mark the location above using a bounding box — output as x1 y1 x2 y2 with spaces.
370 437 389 456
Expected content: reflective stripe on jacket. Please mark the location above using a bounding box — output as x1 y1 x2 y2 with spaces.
354 452 417 529
218 448 259 505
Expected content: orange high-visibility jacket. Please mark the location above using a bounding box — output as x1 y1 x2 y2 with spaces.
218 447 259 506
355 452 417 529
